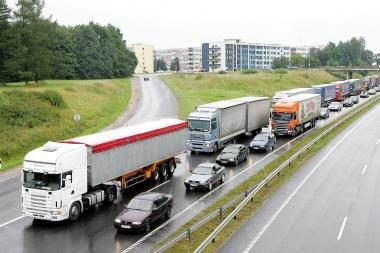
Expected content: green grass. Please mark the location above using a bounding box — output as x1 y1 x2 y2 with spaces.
0 79 131 171
162 70 337 119
155 96 380 253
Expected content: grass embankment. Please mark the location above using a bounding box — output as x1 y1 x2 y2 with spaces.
155 93 380 252
162 70 337 119
0 79 131 171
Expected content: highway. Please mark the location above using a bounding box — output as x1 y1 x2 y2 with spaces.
0 74 367 253
220 102 380 253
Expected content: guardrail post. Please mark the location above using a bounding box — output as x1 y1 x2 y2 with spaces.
187 228 191 243
244 191 248 197
219 207 223 221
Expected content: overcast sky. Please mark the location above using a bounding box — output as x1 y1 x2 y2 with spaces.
7 0 380 52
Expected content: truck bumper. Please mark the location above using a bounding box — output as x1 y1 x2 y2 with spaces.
187 142 215 153
22 209 68 221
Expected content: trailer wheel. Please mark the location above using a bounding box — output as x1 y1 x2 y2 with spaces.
105 187 116 204
69 202 81 221
168 161 176 175
160 164 168 180
153 169 160 182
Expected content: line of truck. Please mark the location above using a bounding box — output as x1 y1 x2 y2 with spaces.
21 75 380 223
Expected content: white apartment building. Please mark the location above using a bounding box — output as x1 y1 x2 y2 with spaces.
202 39 291 71
154 47 202 72
127 43 154 74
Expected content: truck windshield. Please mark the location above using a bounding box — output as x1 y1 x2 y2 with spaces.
23 171 61 191
188 120 210 132
273 112 292 121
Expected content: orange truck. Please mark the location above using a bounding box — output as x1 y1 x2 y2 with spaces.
272 94 321 136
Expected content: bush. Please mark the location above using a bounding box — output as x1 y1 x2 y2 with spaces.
275 68 288 75
242 69 258 74
41 90 66 108
195 74 203 80
218 71 227 74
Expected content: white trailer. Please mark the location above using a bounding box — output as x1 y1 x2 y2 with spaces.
272 88 314 103
21 119 187 222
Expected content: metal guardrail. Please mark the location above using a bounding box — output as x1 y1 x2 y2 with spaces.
151 94 380 253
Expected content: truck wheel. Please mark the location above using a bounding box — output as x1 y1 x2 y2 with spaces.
105 187 116 204
168 161 176 175
160 164 168 180
153 169 160 182
69 202 81 221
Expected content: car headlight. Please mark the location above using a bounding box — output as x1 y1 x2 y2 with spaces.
114 218 121 223
185 179 189 183
132 221 141 225
51 211 62 215
229 158 235 162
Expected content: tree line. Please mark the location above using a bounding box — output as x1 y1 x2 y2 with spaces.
0 0 137 84
272 37 375 69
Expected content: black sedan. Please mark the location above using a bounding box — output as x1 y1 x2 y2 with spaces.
114 192 173 232
216 144 248 166
343 97 354 107
250 132 277 152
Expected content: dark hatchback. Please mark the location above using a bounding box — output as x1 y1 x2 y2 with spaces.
114 192 173 232
216 144 248 166
250 132 277 152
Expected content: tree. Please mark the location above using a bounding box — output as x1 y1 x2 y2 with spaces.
290 53 305 68
0 0 11 82
170 57 180 72
272 56 289 69
154 58 168 72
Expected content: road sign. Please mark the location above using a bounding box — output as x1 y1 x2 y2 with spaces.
73 114 81 122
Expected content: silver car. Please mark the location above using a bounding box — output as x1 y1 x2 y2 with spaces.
184 163 225 191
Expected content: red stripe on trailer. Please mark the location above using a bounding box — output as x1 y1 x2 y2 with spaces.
62 120 187 153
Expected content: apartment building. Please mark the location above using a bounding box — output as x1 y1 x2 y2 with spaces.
202 39 291 71
154 47 202 72
127 43 154 74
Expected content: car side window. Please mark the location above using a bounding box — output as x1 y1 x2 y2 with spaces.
153 200 160 209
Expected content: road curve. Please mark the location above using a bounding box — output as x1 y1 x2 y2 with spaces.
220 103 380 253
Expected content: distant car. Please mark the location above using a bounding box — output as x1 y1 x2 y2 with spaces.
216 144 248 166
360 91 369 98
343 97 354 107
184 163 225 191
114 192 173 232
351 95 359 104
375 86 380 92
319 107 330 119
328 102 342 111
369 89 376 95
249 132 277 152
143 77 149 81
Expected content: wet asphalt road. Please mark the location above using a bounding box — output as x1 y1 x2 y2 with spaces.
220 101 380 253
0 75 370 253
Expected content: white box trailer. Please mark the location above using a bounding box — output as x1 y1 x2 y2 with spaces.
272 88 314 103
21 119 187 222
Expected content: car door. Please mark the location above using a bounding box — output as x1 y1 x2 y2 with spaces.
152 199 163 221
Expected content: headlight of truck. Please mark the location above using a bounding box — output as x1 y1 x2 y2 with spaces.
185 179 189 183
51 211 62 215
114 218 121 223
229 158 235 162
132 221 141 225
205 143 210 147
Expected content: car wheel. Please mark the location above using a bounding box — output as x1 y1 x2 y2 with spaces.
220 173 225 184
266 147 269 152
213 144 218 153
208 182 213 191
165 209 171 220
69 202 81 221
272 146 275 151
244 154 247 161
185 185 191 192
145 220 151 232
235 159 239 166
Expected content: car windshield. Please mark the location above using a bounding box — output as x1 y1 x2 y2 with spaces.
320 108 327 112
344 98 351 102
192 166 213 175
126 198 153 211
188 119 210 132
330 102 340 106
23 171 61 191
222 147 239 154
273 112 292 121
254 134 269 141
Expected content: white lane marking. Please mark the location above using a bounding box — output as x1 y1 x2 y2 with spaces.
361 165 368 175
0 216 24 229
376 139 380 145
337 216 348 241
147 180 171 192
0 175 18 183
242 111 372 253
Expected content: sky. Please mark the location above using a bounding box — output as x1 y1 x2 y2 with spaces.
6 0 380 52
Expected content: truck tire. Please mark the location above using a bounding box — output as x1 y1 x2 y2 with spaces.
105 187 116 204
153 168 160 182
168 161 176 175
69 202 81 221
160 164 168 180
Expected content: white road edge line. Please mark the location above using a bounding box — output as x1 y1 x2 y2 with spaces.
242 111 372 253
0 175 17 183
361 165 368 175
147 180 171 192
337 216 348 241
0 216 24 228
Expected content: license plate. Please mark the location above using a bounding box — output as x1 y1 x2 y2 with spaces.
121 225 131 229
221 161 227 164
190 183 197 187
254 147 259 150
